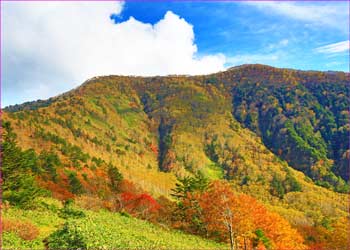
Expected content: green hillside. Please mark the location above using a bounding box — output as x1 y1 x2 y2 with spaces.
2 198 226 249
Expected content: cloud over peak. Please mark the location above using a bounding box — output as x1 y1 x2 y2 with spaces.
3 2 225 106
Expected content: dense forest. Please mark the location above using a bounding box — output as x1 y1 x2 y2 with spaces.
2 64 349 249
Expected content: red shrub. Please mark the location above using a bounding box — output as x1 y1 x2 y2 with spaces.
150 143 158 154
119 192 160 219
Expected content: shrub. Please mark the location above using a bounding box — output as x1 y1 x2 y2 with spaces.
119 192 160 219
32 197 62 212
58 200 86 219
118 179 139 194
46 222 87 250
2 218 39 241
75 195 105 211
120 211 131 217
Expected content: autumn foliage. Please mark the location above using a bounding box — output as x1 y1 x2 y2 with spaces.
2 65 349 249
298 216 350 250
177 180 307 250
119 192 160 219
2 218 40 241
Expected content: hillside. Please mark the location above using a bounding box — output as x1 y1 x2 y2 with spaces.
2 64 349 248
2 198 226 249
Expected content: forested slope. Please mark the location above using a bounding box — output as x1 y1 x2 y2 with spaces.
2 64 349 249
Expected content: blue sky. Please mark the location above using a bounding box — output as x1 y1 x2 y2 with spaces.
115 1 349 70
2 1 349 107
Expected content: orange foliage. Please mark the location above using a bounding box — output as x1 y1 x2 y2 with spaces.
198 182 255 241
118 179 140 194
192 180 306 250
325 217 350 250
39 179 74 200
93 167 109 180
74 195 106 211
2 218 39 240
129 102 139 108
155 195 176 224
298 219 350 250
258 211 306 250
150 143 158 155
102 200 115 211
78 168 102 194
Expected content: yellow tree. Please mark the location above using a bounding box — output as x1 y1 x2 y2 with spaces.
325 216 350 250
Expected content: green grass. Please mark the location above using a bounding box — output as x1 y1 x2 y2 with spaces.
73 210 227 249
2 198 227 250
204 162 224 180
2 232 44 250
2 198 64 249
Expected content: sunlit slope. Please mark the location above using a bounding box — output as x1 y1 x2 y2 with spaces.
3 64 349 228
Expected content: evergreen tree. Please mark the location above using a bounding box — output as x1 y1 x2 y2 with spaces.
171 172 209 200
67 171 83 195
1 121 45 207
107 163 123 191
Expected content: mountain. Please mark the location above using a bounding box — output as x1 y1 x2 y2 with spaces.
2 64 349 248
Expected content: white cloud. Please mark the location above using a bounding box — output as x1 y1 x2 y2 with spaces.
245 1 348 32
2 2 225 106
315 41 349 54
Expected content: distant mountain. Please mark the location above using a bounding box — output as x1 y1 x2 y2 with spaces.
3 64 349 232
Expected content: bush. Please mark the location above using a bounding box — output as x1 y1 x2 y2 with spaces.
120 192 160 219
46 222 87 250
120 211 131 217
75 195 105 211
2 218 40 241
32 197 62 213
58 200 86 219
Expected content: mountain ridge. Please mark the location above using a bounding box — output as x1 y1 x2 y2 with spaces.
4 64 349 112
2 64 349 244
3 64 349 185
